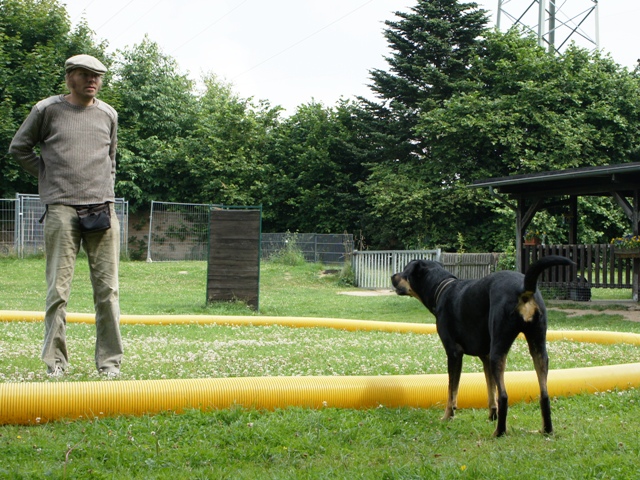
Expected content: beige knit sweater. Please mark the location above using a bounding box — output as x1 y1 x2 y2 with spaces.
9 94 118 205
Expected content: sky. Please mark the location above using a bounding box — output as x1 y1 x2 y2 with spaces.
61 0 640 114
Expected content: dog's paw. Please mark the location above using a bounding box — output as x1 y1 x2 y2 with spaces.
492 428 507 438
442 407 456 421
488 408 498 421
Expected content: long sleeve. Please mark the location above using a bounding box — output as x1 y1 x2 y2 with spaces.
9 106 44 178
8 95 118 205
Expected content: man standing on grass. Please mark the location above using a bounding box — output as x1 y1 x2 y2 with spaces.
9 54 123 378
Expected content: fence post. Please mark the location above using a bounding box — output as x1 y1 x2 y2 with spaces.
146 201 155 262
14 195 22 258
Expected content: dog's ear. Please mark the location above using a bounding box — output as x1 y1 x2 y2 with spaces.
409 260 430 277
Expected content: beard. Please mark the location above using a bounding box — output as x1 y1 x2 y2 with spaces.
66 75 102 99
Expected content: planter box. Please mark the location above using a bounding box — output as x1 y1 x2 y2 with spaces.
614 248 640 259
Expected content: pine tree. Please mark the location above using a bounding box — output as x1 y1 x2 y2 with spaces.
363 0 488 160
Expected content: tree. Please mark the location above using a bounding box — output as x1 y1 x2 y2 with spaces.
106 37 198 207
262 101 370 234
363 0 488 160
419 30 640 181
416 30 640 245
0 0 108 196
177 75 279 206
358 0 490 249
359 0 640 250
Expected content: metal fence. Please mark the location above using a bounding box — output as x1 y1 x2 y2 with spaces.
352 251 503 289
0 198 17 255
147 201 354 264
0 194 129 257
262 233 353 265
146 201 213 262
352 250 442 289
0 195 46 256
15 194 45 257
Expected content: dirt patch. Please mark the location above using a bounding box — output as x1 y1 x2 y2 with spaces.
338 289 395 297
549 307 640 322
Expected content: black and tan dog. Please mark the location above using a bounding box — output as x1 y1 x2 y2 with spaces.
391 255 574 437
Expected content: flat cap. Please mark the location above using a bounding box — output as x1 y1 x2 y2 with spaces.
64 54 107 75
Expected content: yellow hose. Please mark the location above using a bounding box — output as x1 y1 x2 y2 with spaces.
1 310 639 425
0 310 438 333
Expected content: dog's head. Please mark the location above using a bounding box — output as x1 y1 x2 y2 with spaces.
391 259 452 308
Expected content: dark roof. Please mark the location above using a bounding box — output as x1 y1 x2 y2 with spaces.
470 162 640 198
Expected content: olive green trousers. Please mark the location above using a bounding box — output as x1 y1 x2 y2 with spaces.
42 204 123 374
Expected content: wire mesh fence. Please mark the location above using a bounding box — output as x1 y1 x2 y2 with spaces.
15 194 45 257
146 201 354 264
261 233 353 265
0 198 17 256
0 194 128 258
146 201 214 262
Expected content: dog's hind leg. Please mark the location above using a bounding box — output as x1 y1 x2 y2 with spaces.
444 347 464 420
525 333 553 435
481 355 498 421
490 352 510 437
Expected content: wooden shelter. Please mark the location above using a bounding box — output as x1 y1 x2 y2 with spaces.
472 163 640 301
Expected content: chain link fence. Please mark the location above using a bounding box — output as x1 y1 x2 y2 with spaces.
0 194 128 257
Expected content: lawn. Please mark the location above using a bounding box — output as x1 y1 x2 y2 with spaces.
1 256 639 479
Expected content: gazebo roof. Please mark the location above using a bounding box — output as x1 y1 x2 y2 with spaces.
471 162 640 198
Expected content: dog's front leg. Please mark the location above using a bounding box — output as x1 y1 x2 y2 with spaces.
481 355 498 421
444 349 464 420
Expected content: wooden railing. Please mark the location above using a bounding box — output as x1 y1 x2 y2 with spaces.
523 244 634 289
441 252 501 280
353 245 634 291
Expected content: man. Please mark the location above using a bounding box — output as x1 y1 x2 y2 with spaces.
9 54 123 378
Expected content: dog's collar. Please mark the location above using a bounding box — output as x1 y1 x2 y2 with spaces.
434 278 456 306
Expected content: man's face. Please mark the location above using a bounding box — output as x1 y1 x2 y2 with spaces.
66 68 103 101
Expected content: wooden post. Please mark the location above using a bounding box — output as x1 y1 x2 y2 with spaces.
207 208 261 309
633 189 639 302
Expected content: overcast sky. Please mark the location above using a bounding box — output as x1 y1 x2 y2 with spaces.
62 0 640 113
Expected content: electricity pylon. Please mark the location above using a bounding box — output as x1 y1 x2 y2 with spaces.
496 0 599 54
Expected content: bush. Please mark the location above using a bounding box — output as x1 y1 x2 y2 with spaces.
496 242 516 271
268 232 307 266
338 261 355 286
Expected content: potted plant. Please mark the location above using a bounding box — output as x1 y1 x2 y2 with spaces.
523 230 542 245
611 234 640 258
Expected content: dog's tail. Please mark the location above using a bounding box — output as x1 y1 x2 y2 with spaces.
523 255 575 292
518 255 575 322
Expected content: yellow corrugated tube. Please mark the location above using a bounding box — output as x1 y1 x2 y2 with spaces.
1 310 639 425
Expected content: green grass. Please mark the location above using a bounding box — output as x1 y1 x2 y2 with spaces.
1 257 640 478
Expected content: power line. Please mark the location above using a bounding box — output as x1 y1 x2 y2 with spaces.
170 0 251 55
94 0 139 32
111 0 166 44
70 0 98 23
232 0 376 79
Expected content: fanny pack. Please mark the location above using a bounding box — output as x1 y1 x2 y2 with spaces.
76 202 111 232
